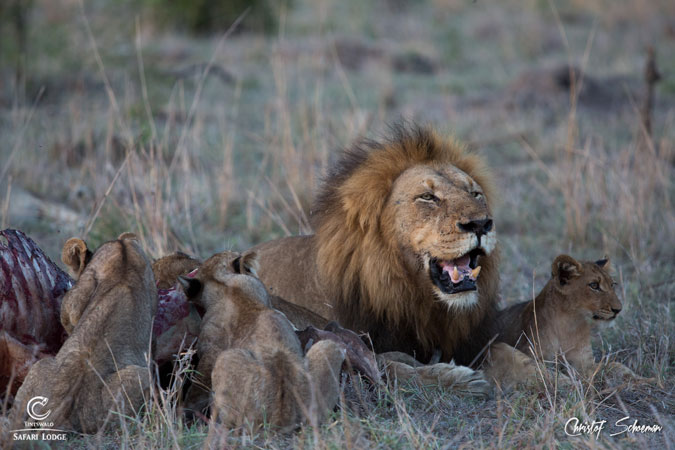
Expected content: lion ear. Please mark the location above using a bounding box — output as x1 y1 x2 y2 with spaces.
595 257 611 271
178 275 202 300
117 232 139 241
232 251 259 276
240 251 259 276
61 238 92 278
552 254 582 286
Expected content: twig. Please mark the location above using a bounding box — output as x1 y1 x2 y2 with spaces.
164 63 236 86
78 0 133 145
641 46 661 140
0 86 44 185
466 130 532 151
1 176 11 229
82 153 130 239
167 9 249 176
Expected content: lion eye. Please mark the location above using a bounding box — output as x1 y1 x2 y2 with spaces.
417 193 438 202
589 282 600 290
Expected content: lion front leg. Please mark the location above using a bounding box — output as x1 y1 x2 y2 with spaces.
484 342 578 391
600 361 657 387
481 342 566 392
305 340 345 421
377 353 492 397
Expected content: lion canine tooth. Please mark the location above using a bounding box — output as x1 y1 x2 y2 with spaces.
451 266 460 283
471 266 481 279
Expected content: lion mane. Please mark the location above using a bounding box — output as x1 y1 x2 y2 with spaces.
310 124 500 364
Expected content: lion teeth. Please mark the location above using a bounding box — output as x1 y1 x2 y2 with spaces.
471 266 481 279
450 266 461 283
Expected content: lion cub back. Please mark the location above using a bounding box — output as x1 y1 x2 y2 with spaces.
12 233 157 433
180 251 345 432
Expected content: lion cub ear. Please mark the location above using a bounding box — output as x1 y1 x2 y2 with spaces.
552 254 582 286
595 257 611 271
61 238 92 279
117 232 139 241
232 251 259 276
178 275 203 300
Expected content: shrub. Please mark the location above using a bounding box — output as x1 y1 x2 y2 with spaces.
146 0 290 35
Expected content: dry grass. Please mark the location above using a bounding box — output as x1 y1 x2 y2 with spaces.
0 0 673 447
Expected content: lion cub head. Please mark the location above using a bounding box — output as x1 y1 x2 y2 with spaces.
152 251 201 290
178 250 267 312
549 254 621 322
60 232 157 334
61 232 144 279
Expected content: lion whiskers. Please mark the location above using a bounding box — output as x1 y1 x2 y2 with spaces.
426 231 496 263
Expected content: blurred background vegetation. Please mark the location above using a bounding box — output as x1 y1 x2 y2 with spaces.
0 0 673 446
143 0 290 34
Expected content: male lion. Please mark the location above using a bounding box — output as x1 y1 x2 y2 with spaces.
10 233 157 433
497 255 653 385
179 251 346 431
251 124 512 393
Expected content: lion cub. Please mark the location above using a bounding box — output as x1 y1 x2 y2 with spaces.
498 254 647 383
11 233 157 433
180 251 345 431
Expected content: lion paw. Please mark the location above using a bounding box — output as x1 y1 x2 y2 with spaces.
425 363 493 397
383 360 492 397
601 362 659 388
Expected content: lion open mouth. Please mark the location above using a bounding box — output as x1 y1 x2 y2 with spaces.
592 313 616 321
429 248 484 295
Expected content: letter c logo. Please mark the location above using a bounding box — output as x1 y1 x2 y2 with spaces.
27 396 51 421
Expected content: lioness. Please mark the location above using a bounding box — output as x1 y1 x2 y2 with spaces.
179 251 346 431
497 255 650 384
11 233 157 433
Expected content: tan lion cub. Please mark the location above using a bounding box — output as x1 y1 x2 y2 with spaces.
180 251 346 432
498 254 649 384
11 233 157 433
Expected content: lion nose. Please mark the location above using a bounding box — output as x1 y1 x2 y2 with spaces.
611 307 622 315
458 218 493 237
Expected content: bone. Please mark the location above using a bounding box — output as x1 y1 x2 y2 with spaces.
296 323 381 384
